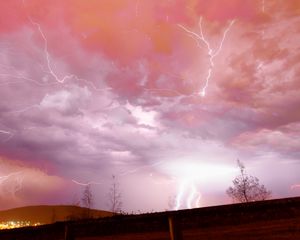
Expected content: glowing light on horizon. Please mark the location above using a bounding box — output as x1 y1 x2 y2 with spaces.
174 178 201 210
178 17 235 97
164 161 235 210
0 221 41 230
174 180 187 210
187 183 201 209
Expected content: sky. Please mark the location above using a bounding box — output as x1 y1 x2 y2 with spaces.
0 0 300 212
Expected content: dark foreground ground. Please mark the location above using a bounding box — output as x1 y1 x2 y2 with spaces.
1 197 300 240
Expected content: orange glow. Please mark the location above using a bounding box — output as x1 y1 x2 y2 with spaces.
0 221 41 230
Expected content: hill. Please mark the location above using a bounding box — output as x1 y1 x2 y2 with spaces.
1 197 300 239
0 205 112 225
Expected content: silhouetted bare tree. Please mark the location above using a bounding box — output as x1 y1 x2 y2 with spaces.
226 160 271 203
108 175 122 214
81 184 93 218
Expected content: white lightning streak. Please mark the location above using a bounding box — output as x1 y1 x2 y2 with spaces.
28 18 73 84
173 178 202 210
119 161 163 177
0 172 23 200
0 130 11 136
71 179 103 186
187 184 200 209
0 172 22 182
174 181 186 210
178 17 235 97
0 130 14 142
21 1 112 92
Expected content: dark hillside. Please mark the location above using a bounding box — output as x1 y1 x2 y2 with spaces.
1 197 300 239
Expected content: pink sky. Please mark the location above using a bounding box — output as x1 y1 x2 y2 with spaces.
0 0 300 212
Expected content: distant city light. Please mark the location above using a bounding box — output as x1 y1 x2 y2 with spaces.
0 221 42 230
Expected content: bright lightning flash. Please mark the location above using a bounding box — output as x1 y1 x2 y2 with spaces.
163 161 235 210
174 178 201 210
178 17 235 97
0 171 23 201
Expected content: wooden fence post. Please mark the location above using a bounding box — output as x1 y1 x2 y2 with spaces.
168 216 183 240
64 224 74 240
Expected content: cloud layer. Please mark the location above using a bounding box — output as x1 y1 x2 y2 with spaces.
0 0 299 211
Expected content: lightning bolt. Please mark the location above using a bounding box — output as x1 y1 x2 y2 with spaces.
28 18 74 84
178 17 235 97
187 183 201 209
0 39 57 87
174 180 186 210
0 130 14 142
0 172 22 182
21 0 112 92
0 171 24 201
0 1 114 141
71 179 103 186
22 0 71 84
119 161 163 177
174 179 201 210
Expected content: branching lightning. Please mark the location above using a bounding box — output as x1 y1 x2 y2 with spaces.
0 171 24 200
22 0 112 92
22 0 70 84
28 18 73 84
178 17 235 97
0 1 114 142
